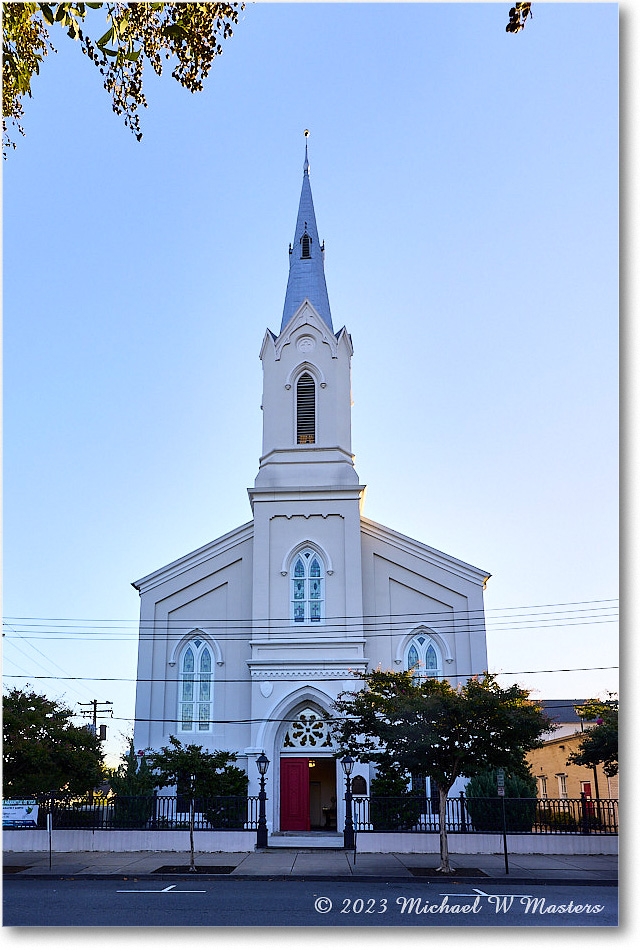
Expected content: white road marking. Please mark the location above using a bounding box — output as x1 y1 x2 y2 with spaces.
117 883 207 893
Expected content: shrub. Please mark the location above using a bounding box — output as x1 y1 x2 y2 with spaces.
465 770 537 832
369 768 425 831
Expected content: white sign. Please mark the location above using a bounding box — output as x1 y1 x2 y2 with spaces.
3 799 39 827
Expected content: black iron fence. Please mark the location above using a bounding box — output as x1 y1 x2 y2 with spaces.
352 794 618 835
26 794 259 831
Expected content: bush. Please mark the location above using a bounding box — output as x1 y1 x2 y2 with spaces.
369 768 425 831
465 770 537 832
111 795 155 829
202 796 248 829
538 807 578 832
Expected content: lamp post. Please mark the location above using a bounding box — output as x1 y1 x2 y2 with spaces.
256 753 270 849
341 755 355 851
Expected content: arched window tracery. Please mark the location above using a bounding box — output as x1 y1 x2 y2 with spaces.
291 549 324 624
178 638 214 732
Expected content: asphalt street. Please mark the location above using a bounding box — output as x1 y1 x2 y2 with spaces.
3 879 617 927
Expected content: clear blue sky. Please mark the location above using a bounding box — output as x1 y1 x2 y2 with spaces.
3 2 619 765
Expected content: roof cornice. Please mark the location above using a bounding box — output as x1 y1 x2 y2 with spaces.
360 516 491 588
132 521 254 594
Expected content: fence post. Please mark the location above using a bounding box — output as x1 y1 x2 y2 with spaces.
580 792 590 835
458 792 467 832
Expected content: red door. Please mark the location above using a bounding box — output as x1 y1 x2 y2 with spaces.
280 758 310 831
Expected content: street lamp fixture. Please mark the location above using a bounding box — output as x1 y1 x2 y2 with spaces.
256 753 270 849
341 755 354 777
341 755 355 850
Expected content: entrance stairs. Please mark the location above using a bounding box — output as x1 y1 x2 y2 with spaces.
267 833 344 850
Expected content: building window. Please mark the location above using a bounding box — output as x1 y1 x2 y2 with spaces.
296 373 315 443
537 775 548 799
556 773 568 799
405 634 443 681
291 549 324 623
178 639 213 732
301 232 311 258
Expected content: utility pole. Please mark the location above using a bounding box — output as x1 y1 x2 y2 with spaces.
78 700 113 739
77 701 113 805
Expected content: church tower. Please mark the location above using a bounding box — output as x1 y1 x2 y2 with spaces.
246 139 368 813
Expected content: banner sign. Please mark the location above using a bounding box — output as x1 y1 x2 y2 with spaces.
3 799 39 828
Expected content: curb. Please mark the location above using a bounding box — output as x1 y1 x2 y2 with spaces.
4 872 618 886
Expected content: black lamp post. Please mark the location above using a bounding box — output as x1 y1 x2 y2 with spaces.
341 755 355 850
256 753 270 849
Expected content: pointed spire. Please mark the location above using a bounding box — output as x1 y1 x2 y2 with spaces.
280 131 333 333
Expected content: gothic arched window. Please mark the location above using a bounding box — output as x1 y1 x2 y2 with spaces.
291 549 324 623
405 634 443 682
178 638 213 732
301 232 311 258
296 373 315 444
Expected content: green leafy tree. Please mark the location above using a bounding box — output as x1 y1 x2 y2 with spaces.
465 768 537 832
567 697 618 778
332 670 550 872
2 687 103 796
146 736 248 870
108 738 157 828
3 2 242 155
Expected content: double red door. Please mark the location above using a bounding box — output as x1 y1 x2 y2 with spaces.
280 758 310 831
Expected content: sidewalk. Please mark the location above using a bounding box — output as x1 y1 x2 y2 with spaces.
3 849 618 885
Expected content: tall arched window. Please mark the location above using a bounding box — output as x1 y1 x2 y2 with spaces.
405 634 443 682
178 638 213 732
301 232 311 258
291 549 324 623
296 373 315 444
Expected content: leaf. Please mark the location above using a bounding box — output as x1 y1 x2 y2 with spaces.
40 4 55 25
96 26 115 47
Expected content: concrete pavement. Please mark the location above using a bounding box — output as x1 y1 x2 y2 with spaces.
3 849 618 885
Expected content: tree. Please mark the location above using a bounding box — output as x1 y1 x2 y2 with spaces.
331 670 550 873
108 737 157 828
3 2 242 155
506 3 532 34
146 736 248 871
2 687 104 796
567 697 618 778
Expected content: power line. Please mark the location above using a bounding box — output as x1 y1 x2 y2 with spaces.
1 597 618 627
1 616 619 643
2 665 618 686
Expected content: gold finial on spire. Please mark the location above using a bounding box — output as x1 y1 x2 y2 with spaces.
303 129 310 174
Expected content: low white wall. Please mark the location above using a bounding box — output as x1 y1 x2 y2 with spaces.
3 829 257 853
3 828 617 855
355 833 618 855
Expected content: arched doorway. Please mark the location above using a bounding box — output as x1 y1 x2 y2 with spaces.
279 706 337 832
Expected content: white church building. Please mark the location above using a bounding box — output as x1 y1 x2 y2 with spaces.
132 142 490 837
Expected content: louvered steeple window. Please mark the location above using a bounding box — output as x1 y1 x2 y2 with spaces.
301 232 311 258
296 373 315 444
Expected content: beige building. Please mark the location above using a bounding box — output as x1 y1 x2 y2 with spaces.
526 700 618 801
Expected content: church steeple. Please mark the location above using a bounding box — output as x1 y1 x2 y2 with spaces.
281 132 333 333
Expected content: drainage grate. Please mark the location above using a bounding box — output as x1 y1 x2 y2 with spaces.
408 866 487 878
153 865 236 875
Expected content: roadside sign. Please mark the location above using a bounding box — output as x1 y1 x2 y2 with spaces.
497 769 505 797
3 799 39 828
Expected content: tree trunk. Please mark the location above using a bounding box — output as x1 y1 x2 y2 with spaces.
436 785 453 873
189 796 196 872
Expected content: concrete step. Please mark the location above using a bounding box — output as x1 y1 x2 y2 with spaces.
267 834 344 850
